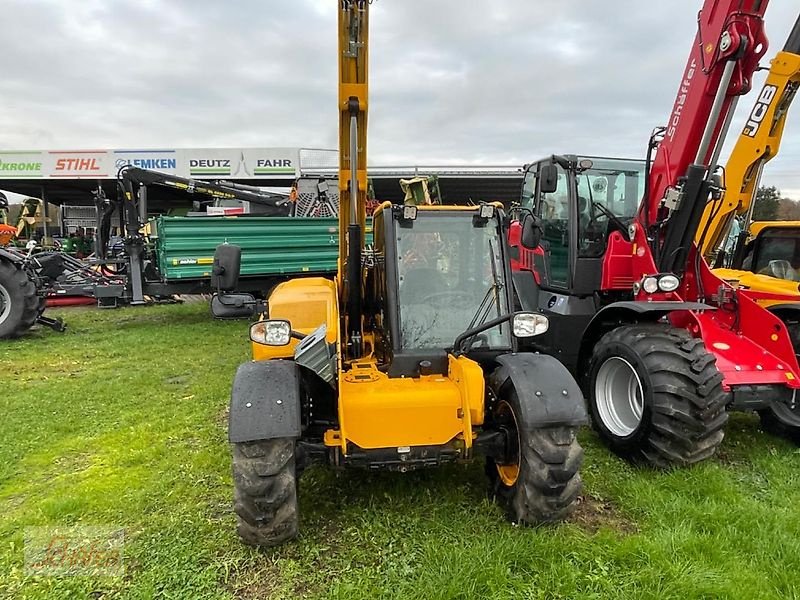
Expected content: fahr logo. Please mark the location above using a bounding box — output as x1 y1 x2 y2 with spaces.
254 158 294 174
257 159 292 168
55 157 101 171
743 85 778 137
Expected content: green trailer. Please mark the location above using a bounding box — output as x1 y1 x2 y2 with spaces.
150 216 343 281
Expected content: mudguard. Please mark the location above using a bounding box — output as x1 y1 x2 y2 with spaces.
493 353 587 428
228 360 302 443
0 248 23 265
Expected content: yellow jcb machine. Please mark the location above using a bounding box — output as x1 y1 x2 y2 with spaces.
211 0 586 547
698 15 800 322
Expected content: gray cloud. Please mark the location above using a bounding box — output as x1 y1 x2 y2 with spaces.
0 0 798 196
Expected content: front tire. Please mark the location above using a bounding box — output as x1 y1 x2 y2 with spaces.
487 377 583 523
588 324 728 468
232 438 299 547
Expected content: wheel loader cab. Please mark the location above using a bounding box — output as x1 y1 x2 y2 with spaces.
372 204 514 377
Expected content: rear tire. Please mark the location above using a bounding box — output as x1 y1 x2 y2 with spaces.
588 324 728 468
232 438 299 547
0 259 38 339
487 377 583 523
759 317 800 442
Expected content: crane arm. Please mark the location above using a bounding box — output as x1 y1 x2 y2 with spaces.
698 14 800 257
117 166 290 209
643 0 768 275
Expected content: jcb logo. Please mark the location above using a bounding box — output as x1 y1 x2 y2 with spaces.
743 84 778 137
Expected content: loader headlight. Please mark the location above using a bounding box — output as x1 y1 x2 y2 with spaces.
658 274 680 292
250 319 291 346
642 276 659 294
512 312 549 337
640 273 681 294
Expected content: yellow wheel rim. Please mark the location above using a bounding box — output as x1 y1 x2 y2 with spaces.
497 463 519 487
495 400 521 487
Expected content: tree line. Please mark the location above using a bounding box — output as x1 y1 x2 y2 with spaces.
752 185 800 221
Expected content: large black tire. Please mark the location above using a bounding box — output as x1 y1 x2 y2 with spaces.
487 379 583 524
232 438 299 547
758 313 800 442
588 324 728 468
0 259 39 339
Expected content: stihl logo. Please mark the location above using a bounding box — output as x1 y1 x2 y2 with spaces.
55 158 101 171
743 84 778 137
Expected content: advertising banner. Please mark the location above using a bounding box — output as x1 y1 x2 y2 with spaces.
0 148 301 180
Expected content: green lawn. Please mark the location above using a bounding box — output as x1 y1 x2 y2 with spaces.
1 303 799 599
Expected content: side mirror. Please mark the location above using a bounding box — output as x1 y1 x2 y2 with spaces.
520 214 542 249
212 244 242 292
210 292 258 319
540 164 559 194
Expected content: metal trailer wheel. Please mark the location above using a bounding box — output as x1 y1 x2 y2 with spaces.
588 324 728 468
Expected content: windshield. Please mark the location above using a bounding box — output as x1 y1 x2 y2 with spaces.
747 228 800 279
576 157 644 257
577 157 644 220
396 213 511 350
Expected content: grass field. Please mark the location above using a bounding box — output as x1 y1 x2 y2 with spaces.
1 303 800 599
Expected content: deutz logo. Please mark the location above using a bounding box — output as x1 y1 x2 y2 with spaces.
743 84 778 137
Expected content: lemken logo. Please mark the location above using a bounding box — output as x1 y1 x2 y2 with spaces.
743 84 778 137
115 158 177 170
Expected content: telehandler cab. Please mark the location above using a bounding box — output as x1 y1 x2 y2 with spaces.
213 0 586 547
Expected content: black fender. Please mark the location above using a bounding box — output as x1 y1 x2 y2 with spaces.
0 247 23 265
492 353 587 428
229 360 302 443
577 301 713 378
766 303 800 316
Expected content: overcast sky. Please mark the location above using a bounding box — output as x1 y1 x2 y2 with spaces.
1 0 798 198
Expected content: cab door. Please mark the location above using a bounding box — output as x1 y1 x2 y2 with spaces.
526 160 591 371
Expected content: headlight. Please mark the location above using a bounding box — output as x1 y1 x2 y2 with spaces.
658 274 680 292
642 276 659 294
512 312 549 337
250 319 291 346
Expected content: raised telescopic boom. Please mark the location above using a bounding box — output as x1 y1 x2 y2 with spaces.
635 0 768 278
338 0 369 359
697 14 800 259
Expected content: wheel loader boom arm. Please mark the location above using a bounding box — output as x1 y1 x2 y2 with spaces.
698 14 800 256
338 1 369 357
645 0 768 275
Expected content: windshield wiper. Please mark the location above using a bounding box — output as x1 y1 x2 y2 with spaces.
459 239 503 351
